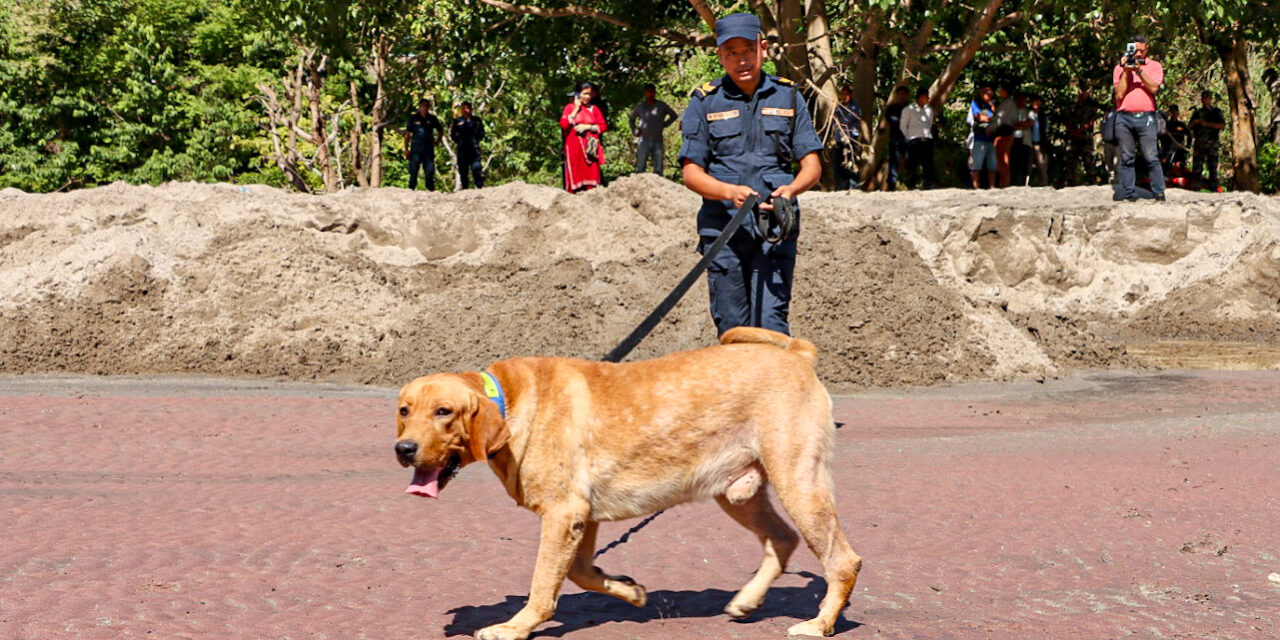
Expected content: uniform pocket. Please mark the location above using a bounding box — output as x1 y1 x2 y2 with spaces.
762 116 790 135
762 116 791 156
709 118 745 156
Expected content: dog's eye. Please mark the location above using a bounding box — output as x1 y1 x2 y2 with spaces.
435 407 453 418
399 406 409 417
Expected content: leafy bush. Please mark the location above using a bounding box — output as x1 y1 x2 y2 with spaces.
1259 142 1279 195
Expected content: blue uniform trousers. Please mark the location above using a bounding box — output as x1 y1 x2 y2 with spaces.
458 151 484 189
700 229 795 336
408 149 435 191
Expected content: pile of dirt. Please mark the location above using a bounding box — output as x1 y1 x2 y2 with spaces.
1 176 1276 390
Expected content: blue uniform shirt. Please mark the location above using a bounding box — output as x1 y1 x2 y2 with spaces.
406 112 442 153
678 74 822 245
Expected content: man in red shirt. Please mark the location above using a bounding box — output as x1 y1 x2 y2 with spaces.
1112 35 1166 201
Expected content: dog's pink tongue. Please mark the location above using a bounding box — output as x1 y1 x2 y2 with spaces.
405 467 441 498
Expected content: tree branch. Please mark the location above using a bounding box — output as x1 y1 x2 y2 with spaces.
479 0 713 46
686 0 716 30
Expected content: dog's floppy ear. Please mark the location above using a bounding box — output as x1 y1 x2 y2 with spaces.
465 385 509 463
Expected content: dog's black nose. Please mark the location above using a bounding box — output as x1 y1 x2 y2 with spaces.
395 440 418 462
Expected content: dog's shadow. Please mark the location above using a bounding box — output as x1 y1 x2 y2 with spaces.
444 571 861 637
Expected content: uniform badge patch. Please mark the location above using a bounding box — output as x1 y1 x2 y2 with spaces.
706 110 741 121
761 108 795 117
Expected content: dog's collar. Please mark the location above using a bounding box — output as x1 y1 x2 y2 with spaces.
480 371 506 419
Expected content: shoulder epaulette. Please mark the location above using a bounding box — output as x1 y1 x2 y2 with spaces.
691 80 721 99
775 76 795 86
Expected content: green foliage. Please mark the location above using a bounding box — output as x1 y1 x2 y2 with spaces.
2 0 1278 193
0 0 277 191
1259 142 1280 194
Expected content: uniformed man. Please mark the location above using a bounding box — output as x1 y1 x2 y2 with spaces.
1189 90 1226 191
450 101 485 189
678 12 823 337
404 99 443 191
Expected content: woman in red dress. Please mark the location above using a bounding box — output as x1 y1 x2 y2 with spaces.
560 82 607 193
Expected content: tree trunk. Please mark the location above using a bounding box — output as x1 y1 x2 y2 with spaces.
369 33 390 187
772 0 811 82
304 50 338 193
349 80 369 188
288 54 307 190
859 0 1005 190
861 3 935 191
850 9 882 143
257 52 311 193
1217 38 1259 192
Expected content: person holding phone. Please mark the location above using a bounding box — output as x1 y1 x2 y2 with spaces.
560 81 608 193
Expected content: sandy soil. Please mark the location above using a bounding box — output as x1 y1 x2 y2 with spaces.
1 178 1278 391
1 371 1277 639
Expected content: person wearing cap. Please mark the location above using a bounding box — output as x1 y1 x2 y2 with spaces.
403 99 443 191
450 101 485 189
678 12 822 337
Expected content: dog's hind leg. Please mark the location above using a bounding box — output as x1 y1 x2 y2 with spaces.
768 462 861 637
566 521 648 607
715 488 799 618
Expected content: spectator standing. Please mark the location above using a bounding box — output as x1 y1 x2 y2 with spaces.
450 101 485 189
678 12 822 336
1029 96 1050 186
1189 90 1226 191
899 88 935 190
628 83 678 175
1064 87 1102 185
833 86 863 190
404 99 443 191
968 86 997 189
1111 35 1166 201
560 82 608 193
991 84 1019 188
1160 104 1191 178
882 86 910 190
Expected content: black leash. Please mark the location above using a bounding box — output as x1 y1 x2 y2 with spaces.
593 193 759 560
594 510 666 559
601 193 759 364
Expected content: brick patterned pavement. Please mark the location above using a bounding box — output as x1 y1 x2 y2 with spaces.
2 371 1277 640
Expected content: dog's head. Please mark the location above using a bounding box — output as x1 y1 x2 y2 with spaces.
394 372 508 499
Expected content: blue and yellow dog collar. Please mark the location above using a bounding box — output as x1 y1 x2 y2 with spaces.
480 371 506 419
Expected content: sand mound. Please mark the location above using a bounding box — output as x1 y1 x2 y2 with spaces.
1 176 1277 390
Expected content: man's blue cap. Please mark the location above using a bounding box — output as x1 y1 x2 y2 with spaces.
715 13 761 47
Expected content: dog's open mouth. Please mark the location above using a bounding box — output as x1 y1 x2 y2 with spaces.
405 453 461 499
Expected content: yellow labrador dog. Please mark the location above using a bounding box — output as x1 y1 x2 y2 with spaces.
394 327 861 639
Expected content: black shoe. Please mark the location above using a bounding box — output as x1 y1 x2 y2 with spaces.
1154 193 1166 201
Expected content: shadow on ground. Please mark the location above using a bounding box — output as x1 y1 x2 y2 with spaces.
445 571 861 637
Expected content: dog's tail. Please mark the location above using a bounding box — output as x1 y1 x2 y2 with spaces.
720 327 818 367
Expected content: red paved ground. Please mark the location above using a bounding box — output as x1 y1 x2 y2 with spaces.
2 371 1278 640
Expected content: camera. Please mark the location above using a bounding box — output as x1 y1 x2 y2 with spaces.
1123 42 1145 67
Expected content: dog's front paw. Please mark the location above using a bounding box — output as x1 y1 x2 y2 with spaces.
475 623 530 640
787 619 833 637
